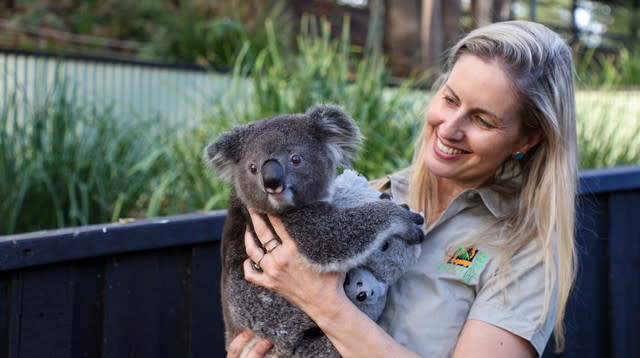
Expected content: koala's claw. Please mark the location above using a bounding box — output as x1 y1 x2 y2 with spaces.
398 224 425 245
411 211 425 226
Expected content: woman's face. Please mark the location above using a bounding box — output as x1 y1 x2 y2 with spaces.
424 54 539 189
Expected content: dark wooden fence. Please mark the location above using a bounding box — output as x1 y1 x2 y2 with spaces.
1 165 639 358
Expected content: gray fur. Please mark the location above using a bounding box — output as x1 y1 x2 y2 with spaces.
204 105 424 358
332 169 422 320
344 267 387 319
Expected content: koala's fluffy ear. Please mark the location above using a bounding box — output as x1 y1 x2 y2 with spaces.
307 104 362 167
204 126 244 181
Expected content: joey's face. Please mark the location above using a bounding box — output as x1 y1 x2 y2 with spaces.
234 124 335 213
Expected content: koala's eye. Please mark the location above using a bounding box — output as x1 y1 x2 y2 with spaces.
249 163 258 174
381 241 389 251
290 154 302 165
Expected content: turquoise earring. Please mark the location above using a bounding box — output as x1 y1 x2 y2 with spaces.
513 152 524 160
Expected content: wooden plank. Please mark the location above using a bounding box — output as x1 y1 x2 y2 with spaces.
155 249 191 358
566 194 612 358
5 273 22 358
579 164 640 195
0 211 226 271
15 265 75 358
0 271 18 358
544 193 612 358
101 249 191 357
608 190 640 358
70 259 105 358
0 273 9 358
190 242 226 357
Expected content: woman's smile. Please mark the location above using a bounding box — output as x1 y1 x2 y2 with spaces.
434 134 470 157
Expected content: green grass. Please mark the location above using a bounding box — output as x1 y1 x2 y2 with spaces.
576 90 640 169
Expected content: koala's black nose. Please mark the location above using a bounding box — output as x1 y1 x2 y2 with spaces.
262 160 284 192
356 290 374 302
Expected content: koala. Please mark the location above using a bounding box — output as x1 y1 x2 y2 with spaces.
333 169 422 321
205 104 425 358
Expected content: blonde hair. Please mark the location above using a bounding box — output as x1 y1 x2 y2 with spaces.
408 21 578 351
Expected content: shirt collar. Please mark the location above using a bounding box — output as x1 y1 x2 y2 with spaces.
386 169 518 219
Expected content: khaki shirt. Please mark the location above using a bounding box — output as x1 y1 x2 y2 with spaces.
373 169 556 357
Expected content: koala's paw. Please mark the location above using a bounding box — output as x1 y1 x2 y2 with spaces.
383 204 426 246
399 203 425 227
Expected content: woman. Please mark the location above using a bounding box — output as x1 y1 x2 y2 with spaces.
229 20 578 358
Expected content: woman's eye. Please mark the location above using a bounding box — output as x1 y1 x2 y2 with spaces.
443 96 456 105
475 116 495 128
291 154 302 165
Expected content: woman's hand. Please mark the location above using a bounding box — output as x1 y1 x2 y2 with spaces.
242 209 422 358
226 330 276 358
243 208 347 315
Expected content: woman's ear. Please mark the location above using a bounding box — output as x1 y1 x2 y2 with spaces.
518 131 544 155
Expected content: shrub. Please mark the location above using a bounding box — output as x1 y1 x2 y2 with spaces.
0 70 164 234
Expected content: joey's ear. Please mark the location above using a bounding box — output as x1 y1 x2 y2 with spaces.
204 126 245 181
307 104 362 167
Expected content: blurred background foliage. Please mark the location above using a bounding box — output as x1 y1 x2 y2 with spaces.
0 0 294 68
1 0 638 234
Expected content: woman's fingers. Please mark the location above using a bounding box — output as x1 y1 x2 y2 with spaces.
248 208 276 245
245 337 274 358
245 226 265 267
227 330 254 358
226 330 276 358
266 214 291 248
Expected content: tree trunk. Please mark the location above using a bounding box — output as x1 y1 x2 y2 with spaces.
4 0 15 11
471 0 493 28
471 0 505 28
421 0 443 74
384 0 421 77
442 0 461 48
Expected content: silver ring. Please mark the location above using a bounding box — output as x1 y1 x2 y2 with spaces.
252 254 265 271
264 239 280 253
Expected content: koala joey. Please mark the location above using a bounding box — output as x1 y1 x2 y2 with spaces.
334 169 422 321
205 104 425 358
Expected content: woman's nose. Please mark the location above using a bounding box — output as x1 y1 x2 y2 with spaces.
437 114 465 141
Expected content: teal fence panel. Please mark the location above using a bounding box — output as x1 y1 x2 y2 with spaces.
0 49 233 124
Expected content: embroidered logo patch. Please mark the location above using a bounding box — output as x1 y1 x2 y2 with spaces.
447 247 478 267
437 247 488 283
